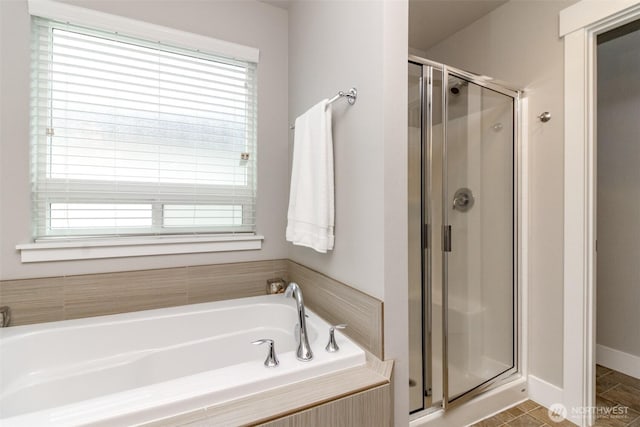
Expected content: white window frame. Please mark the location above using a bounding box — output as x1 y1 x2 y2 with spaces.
18 0 263 262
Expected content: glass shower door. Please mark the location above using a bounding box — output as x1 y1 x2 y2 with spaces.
408 58 519 415
408 61 424 413
442 73 516 406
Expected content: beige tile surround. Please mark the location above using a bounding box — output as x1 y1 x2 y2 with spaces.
0 260 287 325
0 259 383 358
287 260 384 358
256 383 392 427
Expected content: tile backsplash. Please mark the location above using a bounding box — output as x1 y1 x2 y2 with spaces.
0 259 384 358
287 260 384 358
0 259 288 326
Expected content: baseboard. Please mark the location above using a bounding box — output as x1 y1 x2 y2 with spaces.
527 375 563 409
597 344 640 379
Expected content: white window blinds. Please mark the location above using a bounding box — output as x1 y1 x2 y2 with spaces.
30 17 257 239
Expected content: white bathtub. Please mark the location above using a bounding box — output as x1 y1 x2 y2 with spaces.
0 294 366 426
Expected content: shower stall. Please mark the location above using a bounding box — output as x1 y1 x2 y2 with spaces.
408 56 520 414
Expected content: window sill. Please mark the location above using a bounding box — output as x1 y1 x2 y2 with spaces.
16 234 264 263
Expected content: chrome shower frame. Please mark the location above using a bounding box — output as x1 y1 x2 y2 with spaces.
408 54 523 416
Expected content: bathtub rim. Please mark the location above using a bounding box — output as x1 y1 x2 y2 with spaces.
141 350 393 426
0 294 300 341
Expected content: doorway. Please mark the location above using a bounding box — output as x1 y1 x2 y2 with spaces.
594 18 640 422
561 2 640 426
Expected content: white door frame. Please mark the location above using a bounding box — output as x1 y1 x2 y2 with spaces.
560 1 640 426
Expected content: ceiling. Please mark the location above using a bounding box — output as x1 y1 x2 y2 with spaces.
259 0 507 53
259 0 291 10
409 0 507 52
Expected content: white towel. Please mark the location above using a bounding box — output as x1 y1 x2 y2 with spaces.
286 99 335 253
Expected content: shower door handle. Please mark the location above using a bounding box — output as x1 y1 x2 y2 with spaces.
424 224 430 249
443 225 452 252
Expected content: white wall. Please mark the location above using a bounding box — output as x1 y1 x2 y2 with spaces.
287 1 409 424
425 0 577 388
382 2 410 424
287 0 386 300
0 0 289 280
597 29 640 361
0 1 6 280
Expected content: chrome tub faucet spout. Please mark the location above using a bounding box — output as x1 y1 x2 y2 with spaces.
284 282 313 361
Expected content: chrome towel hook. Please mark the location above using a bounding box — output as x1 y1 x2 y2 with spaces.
538 112 551 122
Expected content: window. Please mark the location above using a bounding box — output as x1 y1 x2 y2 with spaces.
30 17 257 239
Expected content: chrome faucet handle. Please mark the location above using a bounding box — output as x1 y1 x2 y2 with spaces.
252 339 279 368
0 306 11 328
325 324 347 353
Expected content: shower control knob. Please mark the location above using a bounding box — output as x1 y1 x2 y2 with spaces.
252 339 279 367
452 188 474 212
454 193 470 208
325 324 347 353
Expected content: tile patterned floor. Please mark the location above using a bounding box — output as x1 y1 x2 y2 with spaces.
595 365 640 426
469 399 576 427
469 366 640 427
